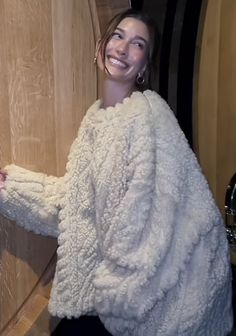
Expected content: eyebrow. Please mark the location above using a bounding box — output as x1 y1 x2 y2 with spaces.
115 27 148 45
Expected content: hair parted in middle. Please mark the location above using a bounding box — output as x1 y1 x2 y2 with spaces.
97 9 160 91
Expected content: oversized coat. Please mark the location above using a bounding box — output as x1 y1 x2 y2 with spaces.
0 90 233 335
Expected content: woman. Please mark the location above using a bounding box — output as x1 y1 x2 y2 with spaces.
0 9 233 336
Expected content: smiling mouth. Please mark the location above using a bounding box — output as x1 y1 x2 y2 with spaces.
107 56 128 69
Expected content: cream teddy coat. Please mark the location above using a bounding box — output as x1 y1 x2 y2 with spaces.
0 90 233 335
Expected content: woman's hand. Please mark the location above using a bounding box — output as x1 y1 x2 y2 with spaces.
0 170 7 191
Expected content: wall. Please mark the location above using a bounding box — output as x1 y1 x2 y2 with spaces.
194 0 236 212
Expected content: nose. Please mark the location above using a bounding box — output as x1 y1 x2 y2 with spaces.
116 40 128 56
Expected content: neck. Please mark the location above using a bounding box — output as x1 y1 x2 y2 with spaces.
100 78 136 109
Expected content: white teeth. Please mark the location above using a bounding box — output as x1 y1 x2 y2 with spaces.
109 57 127 68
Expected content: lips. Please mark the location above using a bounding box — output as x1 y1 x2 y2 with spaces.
107 56 128 69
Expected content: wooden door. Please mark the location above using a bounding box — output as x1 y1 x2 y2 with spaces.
0 1 129 335
194 0 236 213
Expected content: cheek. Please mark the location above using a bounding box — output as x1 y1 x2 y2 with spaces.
105 40 115 55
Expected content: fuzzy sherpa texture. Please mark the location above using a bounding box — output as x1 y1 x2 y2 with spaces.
0 90 233 335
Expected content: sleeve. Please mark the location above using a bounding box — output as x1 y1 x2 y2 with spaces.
0 164 64 237
93 95 220 327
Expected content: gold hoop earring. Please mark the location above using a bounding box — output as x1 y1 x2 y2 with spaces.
93 56 97 64
136 72 145 85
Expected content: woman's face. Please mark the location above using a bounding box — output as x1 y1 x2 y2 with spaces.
98 17 150 86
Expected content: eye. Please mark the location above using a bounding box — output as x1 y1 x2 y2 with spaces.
133 41 145 50
112 32 122 40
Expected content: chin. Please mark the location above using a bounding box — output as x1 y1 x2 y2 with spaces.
105 68 135 83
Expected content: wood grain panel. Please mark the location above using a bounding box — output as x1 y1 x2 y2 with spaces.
217 0 236 210
194 0 236 212
52 0 98 175
95 0 129 35
4 0 56 174
0 0 129 335
0 1 57 333
0 218 57 334
193 0 221 198
0 0 12 166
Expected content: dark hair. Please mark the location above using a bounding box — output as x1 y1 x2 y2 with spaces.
98 9 160 91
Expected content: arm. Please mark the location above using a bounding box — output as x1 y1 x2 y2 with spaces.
0 112 95 238
0 164 64 237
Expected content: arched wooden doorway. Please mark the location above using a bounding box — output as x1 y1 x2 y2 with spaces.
0 1 129 335
193 0 236 214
